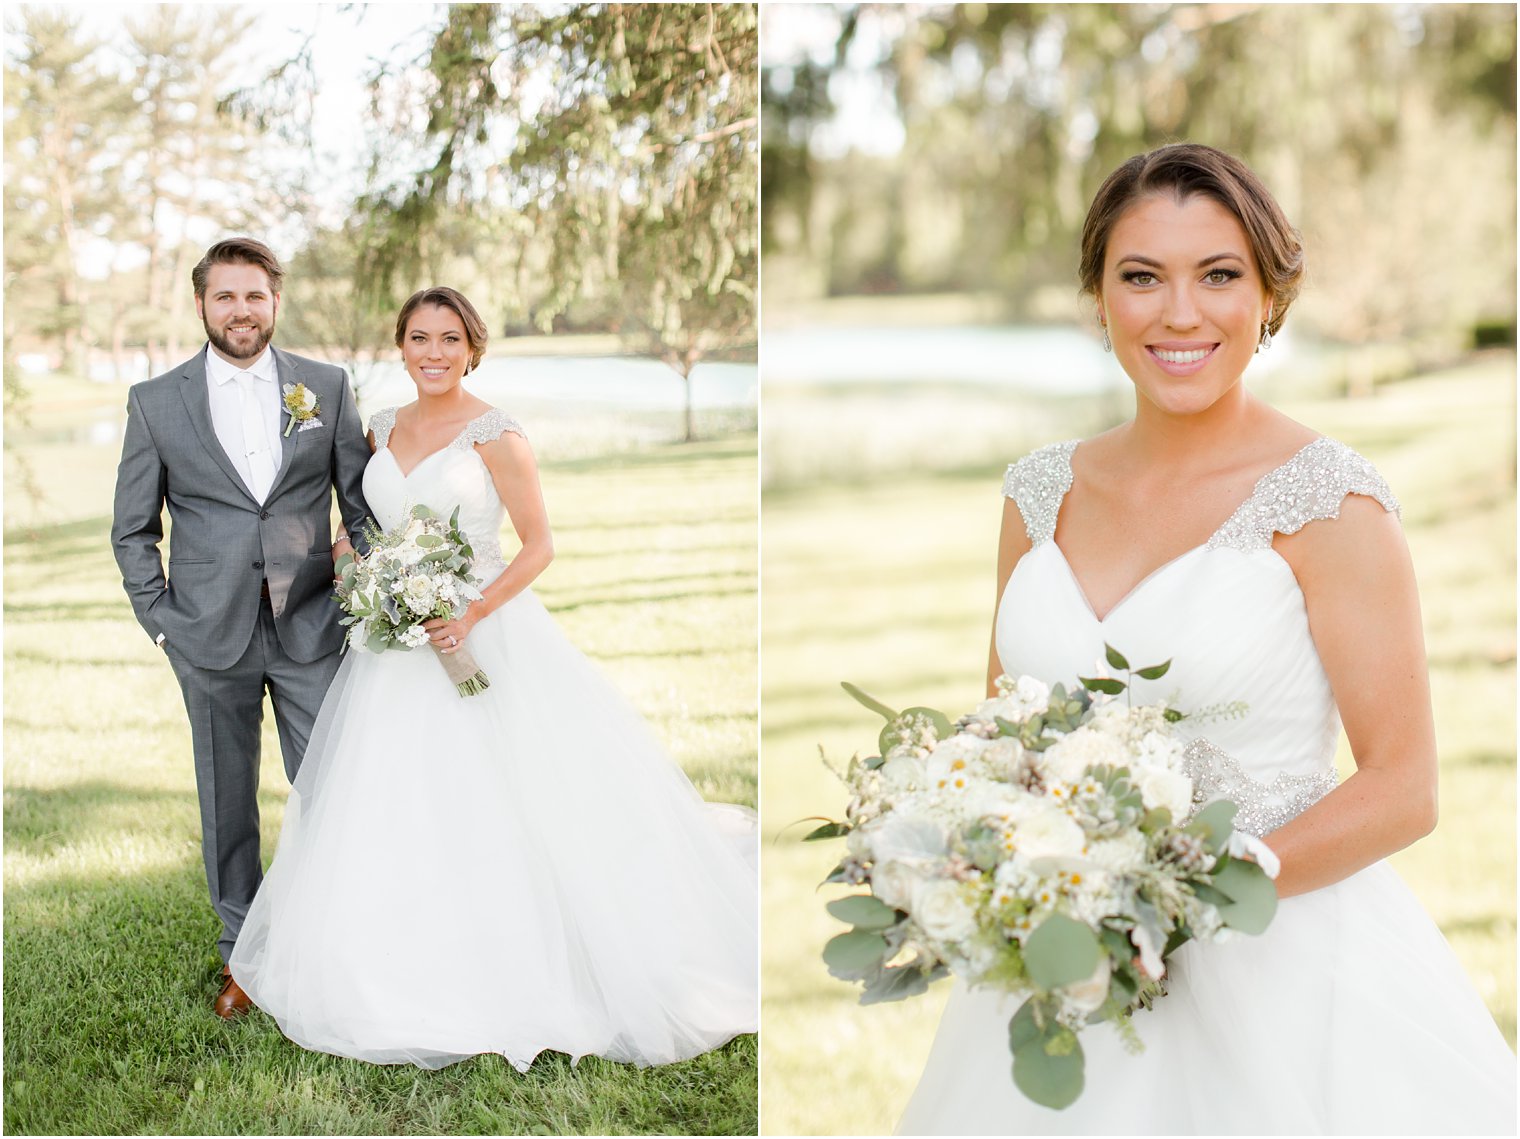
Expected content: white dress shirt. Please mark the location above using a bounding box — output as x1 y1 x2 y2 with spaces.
205 344 282 502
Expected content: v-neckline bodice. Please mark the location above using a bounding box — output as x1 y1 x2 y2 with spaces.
1048 437 1323 624
378 408 500 479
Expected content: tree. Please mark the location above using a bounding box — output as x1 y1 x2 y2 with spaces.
354 3 759 441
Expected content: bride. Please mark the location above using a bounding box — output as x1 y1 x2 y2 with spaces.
897 144 1515 1134
228 286 757 1071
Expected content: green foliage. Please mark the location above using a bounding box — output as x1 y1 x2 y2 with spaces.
1022 915 1101 990
1008 999 1086 1110
1209 858 1279 936
825 895 899 931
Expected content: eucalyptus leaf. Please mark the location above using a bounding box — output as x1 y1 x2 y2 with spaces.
1186 799 1239 854
822 930 889 978
1079 676 1126 696
1104 643 1130 671
841 682 898 722
1011 1025 1085 1109
1023 913 1100 989
1136 660 1172 680
825 895 898 930
901 706 953 740
860 963 947 1005
414 534 445 548
803 821 851 842
1211 858 1278 935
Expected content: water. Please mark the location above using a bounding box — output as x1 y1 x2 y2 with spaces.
761 322 1292 392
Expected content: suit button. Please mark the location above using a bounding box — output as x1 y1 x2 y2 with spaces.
260 510 270 520
252 561 264 570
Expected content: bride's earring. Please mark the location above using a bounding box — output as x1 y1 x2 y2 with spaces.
1258 321 1273 353
1099 318 1112 353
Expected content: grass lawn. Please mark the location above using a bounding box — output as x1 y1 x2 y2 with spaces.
759 354 1516 1136
3 389 759 1137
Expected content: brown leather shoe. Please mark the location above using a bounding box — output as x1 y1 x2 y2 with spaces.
214 966 252 1019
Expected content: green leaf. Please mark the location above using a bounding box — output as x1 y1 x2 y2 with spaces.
1211 858 1278 935
414 534 445 548
822 930 889 978
1163 707 1185 722
901 706 954 740
803 821 851 841
860 963 947 1005
1104 643 1130 671
1186 799 1239 854
1135 660 1172 680
365 630 389 654
1190 881 1232 907
825 895 898 930
1022 913 1100 990
1009 1001 1086 1110
1078 676 1126 696
841 682 898 722
334 551 355 575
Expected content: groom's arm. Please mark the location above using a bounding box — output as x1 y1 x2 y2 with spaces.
110 385 171 644
330 369 374 556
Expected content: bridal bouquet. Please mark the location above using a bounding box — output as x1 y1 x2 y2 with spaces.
334 504 491 696
809 647 1278 1109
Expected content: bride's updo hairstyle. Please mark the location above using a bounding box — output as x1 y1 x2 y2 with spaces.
1079 143 1305 339
395 286 490 374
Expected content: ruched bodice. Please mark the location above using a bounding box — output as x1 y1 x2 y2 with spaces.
997 437 1399 836
363 406 524 581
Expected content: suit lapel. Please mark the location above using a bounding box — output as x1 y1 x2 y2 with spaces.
269 347 302 495
178 348 259 504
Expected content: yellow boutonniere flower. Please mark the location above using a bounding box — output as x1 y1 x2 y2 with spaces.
281 383 320 437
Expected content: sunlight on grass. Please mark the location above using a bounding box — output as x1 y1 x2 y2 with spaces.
760 355 1516 1135
4 407 758 1136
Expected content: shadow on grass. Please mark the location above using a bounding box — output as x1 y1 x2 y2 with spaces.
5 865 758 1136
6 781 199 860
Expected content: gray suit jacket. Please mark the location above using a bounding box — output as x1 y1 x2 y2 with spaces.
111 345 374 670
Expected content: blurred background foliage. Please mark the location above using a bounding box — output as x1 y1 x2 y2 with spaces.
762 2 1515 351
4 3 757 440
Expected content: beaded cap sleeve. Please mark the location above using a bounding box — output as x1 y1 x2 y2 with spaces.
1001 439 1079 546
1206 437 1399 552
368 406 526 452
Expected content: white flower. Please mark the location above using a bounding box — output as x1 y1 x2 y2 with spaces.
868 810 949 863
1084 830 1148 875
1135 728 1185 770
872 859 927 910
1062 954 1111 1015
845 827 873 861
1226 830 1281 880
1041 726 1129 783
1012 807 1087 860
982 736 1024 778
988 674 1051 718
879 754 927 794
1130 764 1194 818
402 573 437 613
1131 923 1166 980
912 878 979 945
398 623 431 648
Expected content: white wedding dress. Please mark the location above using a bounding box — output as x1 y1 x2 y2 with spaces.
897 437 1516 1135
229 407 757 1070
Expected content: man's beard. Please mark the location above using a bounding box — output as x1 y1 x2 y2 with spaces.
203 315 275 362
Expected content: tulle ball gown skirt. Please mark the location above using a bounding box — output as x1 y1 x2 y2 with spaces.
229 588 758 1070
897 860 1516 1135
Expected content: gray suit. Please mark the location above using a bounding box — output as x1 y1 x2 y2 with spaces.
111 344 373 962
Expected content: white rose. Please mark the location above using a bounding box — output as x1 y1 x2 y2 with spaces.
403 574 437 613
1131 764 1194 818
1012 807 1087 860
869 811 949 863
845 827 873 860
1040 726 1129 783
912 878 979 945
879 754 927 794
872 859 926 910
1062 954 1112 1015
983 736 1024 776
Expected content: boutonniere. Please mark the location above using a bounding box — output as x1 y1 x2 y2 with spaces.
281 383 320 437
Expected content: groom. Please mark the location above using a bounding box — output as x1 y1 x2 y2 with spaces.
111 238 373 1017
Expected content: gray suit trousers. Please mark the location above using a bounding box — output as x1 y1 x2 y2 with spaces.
163 597 339 963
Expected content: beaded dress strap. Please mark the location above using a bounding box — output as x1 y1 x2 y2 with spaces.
367 407 526 452
368 407 398 449
1206 437 1399 552
1001 439 1079 546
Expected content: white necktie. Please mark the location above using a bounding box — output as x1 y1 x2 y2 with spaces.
236 371 279 501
